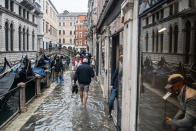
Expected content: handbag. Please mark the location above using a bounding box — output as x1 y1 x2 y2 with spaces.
72 84 78 94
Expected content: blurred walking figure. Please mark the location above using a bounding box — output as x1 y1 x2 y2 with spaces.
54 56 63 84
65 55 70 70
74 58 94 108
60 56 65 81
108 55 123 118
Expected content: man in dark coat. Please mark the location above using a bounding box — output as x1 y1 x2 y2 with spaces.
74 58 94 108
54 56 63 84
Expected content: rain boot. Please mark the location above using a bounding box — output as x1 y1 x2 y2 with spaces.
56 77 58 84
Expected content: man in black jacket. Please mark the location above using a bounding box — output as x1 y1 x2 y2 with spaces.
74 58 94 108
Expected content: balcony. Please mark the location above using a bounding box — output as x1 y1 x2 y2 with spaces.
20 0 35 10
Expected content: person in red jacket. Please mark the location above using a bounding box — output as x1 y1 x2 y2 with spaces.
73 54 83 68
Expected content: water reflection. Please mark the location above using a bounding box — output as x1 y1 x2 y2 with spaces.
20 71 115 131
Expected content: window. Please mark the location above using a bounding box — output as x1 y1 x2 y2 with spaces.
152 30 155 52
46 2 49 14
80 40 82 45
10 23 14 51
10 0 14 12
59 17 61 21
59 30 61 35
79 32 82 38
43 21 45 32
59 22 61 26
5 22 9 51
23 9 26 18
152 14 155 24
160 33 163 52
63 30 65 35
169 26 173 53
19 26 21 51
46 23 49 33
27 29 29 51
146 17 149 26
19 6 22 16
161 9 164 19
174 25 179 54
145 32 148 52
70 22 72 26
70 30 72 35
169 4 173 16
59 38 61 43
80 25 82 30
5 0 9 9
63 22 65 26
156 12 159 21
32 31 35 50
70 39 72 44
63 38 65 43
23 28 25 51
27 11 29 20
32 15 35 23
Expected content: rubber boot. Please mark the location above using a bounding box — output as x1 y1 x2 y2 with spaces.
56 77 58 84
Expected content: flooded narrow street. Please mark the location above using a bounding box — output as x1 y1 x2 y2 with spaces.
20 71 115 131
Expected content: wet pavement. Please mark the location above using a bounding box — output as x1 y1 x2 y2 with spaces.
20 71 115 131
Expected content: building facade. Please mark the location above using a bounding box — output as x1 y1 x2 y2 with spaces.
0 0 43 64
58 11 86 50
75 15 87 51
42 0 58 50
87 0 196 130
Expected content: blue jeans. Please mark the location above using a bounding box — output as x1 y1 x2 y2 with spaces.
108 88 118 108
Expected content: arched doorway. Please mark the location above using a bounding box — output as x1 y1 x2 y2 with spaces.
185 21 191 64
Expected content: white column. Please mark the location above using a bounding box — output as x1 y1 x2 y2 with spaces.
103 26 110 99
121 0 139 130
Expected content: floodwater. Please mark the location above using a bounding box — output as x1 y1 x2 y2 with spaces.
20 71 115 131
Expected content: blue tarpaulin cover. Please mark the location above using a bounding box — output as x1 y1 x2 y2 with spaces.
32 68 45 76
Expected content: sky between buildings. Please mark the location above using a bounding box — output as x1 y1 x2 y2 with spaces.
51 0 88 13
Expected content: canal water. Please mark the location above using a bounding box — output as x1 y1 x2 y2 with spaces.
20 71 115 131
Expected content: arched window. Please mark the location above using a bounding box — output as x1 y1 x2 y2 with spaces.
27 29 29 51
23 28 25 51
5 0 9 9
32 31 35 50
152 30 155 52
185 21 191 64
10 23 14 51
156 30 159 52
174 25 178 53
5 22 9 51
169 26 173 53
145 32 148 52
160 33 164 53
18 26 21 51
